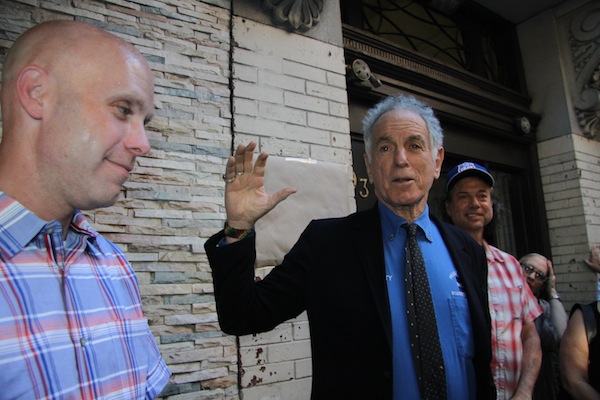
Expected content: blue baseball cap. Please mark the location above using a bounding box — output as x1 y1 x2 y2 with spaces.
446 162 495 193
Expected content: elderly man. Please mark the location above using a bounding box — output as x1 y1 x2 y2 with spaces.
205 94 495 399
444 161 542 400
0 21 170 398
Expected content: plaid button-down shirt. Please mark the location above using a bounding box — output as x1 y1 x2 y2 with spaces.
0 193 170 399
486 241 542 400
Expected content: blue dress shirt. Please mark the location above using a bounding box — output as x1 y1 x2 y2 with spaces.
379 203 476 400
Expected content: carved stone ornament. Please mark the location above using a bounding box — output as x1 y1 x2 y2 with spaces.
575 63 600 138
263 0 324 32
570 5 600 138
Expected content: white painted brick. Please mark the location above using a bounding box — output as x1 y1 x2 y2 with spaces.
267 340 311 363
327 71 348 89
292 321 310 340
260 137 311 158
241 361 294 387
234 17 344 73
537 135 575 158
235 80 284 103
295 358 313 379
259 69 305 93
306 81 348 103
282 59 328 83
329 101 350 118
310 143 353 164
331 131 351 149
234 115 286 137
233 63 258 82
285 124 331 146
242 377 312 400
308 112 350 134
234 47 282 72
284 91 328 113
240 345 268 367
259 102 306 125
238 325 293 347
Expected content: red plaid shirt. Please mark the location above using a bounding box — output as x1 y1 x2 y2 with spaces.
485 242 542 400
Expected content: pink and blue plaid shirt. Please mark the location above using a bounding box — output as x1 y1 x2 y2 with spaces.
0 193 170 399
485 241 542 400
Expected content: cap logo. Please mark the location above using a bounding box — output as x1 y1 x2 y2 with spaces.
457 162 477 173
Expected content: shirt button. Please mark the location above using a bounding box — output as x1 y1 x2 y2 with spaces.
80 337 88 346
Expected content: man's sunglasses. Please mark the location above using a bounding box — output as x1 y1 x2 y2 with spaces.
520 263 548 282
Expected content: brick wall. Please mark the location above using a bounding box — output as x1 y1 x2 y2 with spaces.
231 17 350 162
537 134 600 309
229 16 350 400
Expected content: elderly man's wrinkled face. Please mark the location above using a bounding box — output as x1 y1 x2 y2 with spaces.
364 109 443 219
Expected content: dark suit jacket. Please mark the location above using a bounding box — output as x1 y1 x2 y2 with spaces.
205 205 495 399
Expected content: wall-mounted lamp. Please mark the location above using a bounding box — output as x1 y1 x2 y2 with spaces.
514 116 531 135
347 59 382 89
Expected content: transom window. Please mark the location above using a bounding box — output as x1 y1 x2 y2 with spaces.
342 0 522 90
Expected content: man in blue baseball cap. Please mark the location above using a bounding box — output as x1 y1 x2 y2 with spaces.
444 161 542 400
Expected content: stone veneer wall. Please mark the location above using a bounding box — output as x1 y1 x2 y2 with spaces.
0 1 352 399
1 1 236 399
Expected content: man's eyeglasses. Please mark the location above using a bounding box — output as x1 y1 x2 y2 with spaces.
520 263 547 282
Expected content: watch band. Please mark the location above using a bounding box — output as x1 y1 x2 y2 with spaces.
223 222 255 240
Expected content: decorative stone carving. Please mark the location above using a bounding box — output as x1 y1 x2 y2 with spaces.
570 5 600 137
264 0 323 32
575 63 600 137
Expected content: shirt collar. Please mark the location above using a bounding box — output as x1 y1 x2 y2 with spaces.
378 202 434 242
484 240 504 264
0 192 98 259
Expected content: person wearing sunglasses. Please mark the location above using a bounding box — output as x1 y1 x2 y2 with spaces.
519 253 568 400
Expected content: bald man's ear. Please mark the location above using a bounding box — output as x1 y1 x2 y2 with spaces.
16 66 47 120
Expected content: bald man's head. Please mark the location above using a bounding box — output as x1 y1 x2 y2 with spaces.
0 20 155 224
2 20 151 114
2 20 141 78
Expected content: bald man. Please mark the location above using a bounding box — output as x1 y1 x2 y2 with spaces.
0 21 170 398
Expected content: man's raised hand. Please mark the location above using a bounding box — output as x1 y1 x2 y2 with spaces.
222 142 296 231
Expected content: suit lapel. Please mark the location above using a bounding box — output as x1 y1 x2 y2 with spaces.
351 205 393 349
436 218 466 267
